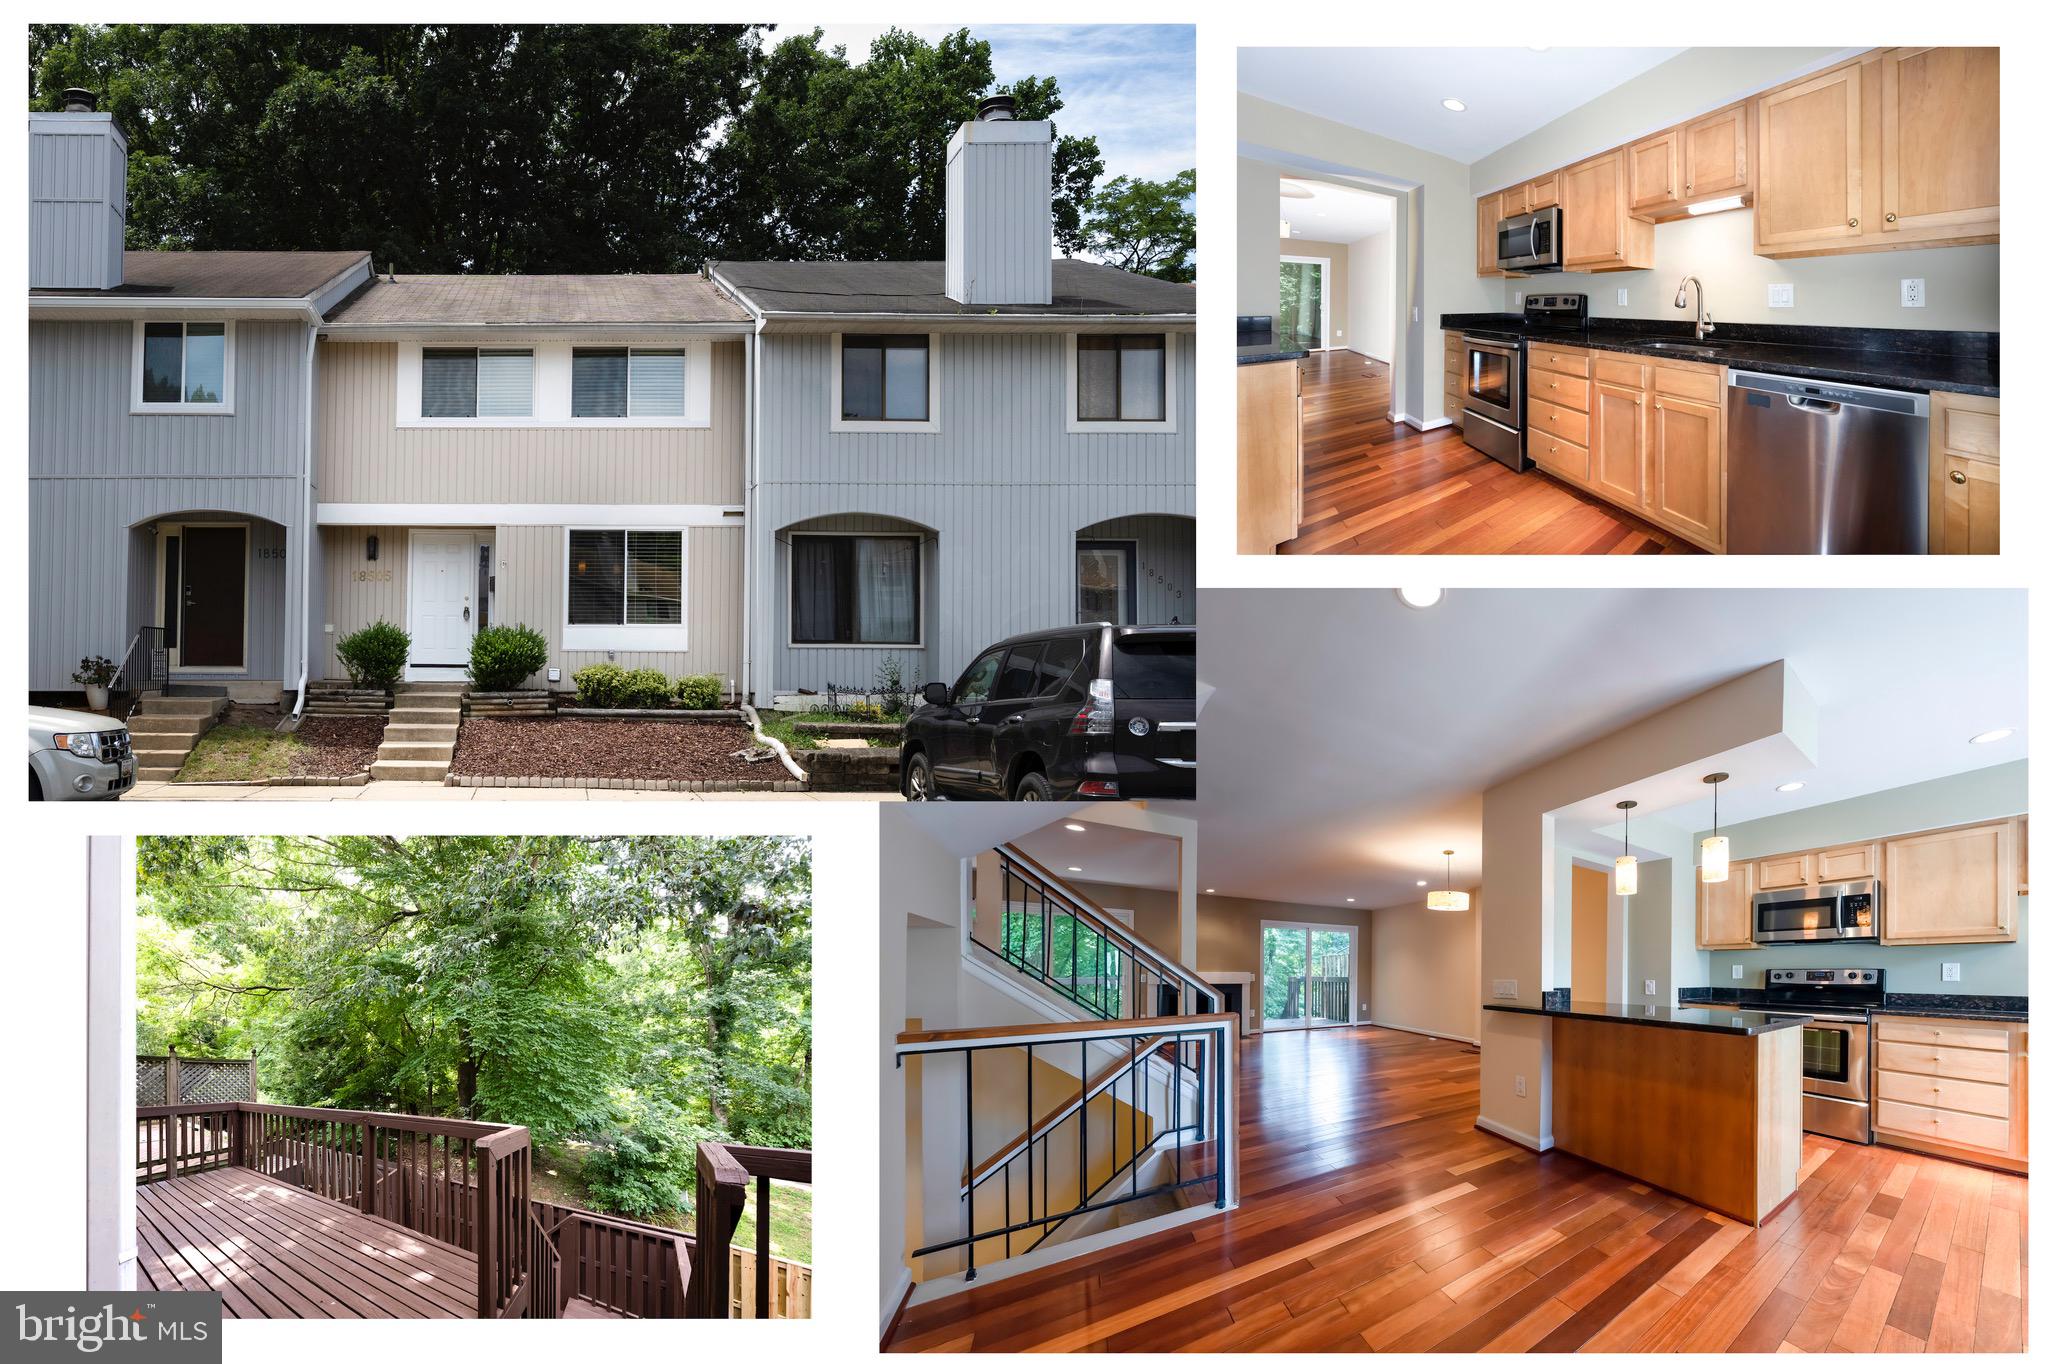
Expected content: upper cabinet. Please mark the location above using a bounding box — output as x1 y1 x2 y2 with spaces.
1879 47 1999 243
1697 860 1754 950
1883 819 2021 945
1562 151 1654 272
1627 131 1682 215
1683 105 1750 200
1525 172 1560 211
1476 192 1503 278
1754 64 1865 253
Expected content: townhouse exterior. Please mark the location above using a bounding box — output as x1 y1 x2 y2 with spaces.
27 97 1193 715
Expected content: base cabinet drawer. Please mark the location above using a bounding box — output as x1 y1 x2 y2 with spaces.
1878 1040 2011 1084
1875 1017 2011 1050
1875 1097 2011 1154
1528 397 1590 446
1876 1068 2010 1118
1530 371 1590 412
1531 433 1591 484
1530 345 1592 378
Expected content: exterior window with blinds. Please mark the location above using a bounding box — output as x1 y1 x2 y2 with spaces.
839 335 930 422
135 321 232 410
574 347 687 418
421 347 532 418
790 534 921 645
565 529 688 648
1076 335 1167 421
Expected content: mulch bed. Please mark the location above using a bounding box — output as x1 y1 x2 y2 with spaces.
290 716 387 778
450 716 773 782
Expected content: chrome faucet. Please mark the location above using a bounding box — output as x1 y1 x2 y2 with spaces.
1673 276 1714 340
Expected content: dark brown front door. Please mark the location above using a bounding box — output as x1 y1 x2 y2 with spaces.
179 526 246 668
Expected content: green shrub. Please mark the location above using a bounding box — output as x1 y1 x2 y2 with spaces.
335 620 410 689
622 668 674 708
843 699 887 723
675 674 723 709
571 663 629 707
579 1093 714 1220
467 624 549 691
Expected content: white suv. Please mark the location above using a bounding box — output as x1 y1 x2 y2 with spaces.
28 706 136 800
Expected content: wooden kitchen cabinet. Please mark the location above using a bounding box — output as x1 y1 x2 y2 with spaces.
1930 392 2000 554
1697 860 1754 950
1874 1015 2026 1171
1754 852 1813 891
1879 48 1998 243
1816 842 1881 882
1627 130 1682 214
1236 360 1301 554
1498 181 1529 218
1754 62 1865 253
1444 335 1466 429
1476 192 1503 277
1683 104 1751 199
1645 382 1725 552
1589 380 1648 508
1563 151 1654 271
1882 818 2021 944
1524 172 1560 210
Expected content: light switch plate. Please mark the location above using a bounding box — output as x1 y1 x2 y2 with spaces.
1732 964 1744 980
1644 978 1658 996
1902 278 1926 308
1514 1075 1527 1098
1492 979 1518 999
1942 962 1962 982
1768 283 1795 308
1616 287 1628 306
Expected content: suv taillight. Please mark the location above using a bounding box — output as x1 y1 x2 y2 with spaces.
1069 678 1114 736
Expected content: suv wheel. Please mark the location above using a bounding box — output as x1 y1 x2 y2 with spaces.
903 752 937 801
1014 771 1053 801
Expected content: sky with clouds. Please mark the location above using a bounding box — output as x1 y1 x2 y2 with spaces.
783 24 1195 184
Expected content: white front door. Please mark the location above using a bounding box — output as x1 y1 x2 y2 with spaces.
408 531 477 675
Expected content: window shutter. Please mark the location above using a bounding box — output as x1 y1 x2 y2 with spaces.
625 531 684 624
629 350 686 416
475 350 533 417
573 349 629 417
421 349 478 418
567 529 626 625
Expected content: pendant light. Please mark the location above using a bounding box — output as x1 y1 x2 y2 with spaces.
1427 849 1470 912
1614 800 1639 897
1699 772 1731 883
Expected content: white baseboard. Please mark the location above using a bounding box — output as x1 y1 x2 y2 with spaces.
1475 1114 1552 1152
881 1266 914 1341
1368 1019 1478 1046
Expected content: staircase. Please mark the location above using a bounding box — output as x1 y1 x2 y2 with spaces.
126 695 228 781
368 682 465 782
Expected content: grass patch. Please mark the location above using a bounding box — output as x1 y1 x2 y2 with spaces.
174 724 300 782
756 708 902 751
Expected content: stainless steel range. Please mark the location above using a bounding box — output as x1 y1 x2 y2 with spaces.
1761 967 1883 1144
1455 294 1588 471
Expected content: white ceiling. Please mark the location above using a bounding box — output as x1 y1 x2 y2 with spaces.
1239 47 1685 164
1194 589 2027 910
1280 177 1394 243
1012 819 1181 891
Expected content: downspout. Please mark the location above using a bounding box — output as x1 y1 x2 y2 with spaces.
291 306 318 721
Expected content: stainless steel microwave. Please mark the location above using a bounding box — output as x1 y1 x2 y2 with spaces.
1753 879 1880 943
1498 206 1563 272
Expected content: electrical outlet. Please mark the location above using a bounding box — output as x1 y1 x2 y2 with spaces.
1514 291 1524 307
1942 962 1962 982
1335 328 1344 338
1514 1075 1527 1098
1644 978 1658 997
1902 278 1926 308
1616 287 1629 306
1768 283 1795 309
1732 964 1744 980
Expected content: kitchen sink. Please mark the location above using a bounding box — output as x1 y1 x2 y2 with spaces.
1638 340 1722 354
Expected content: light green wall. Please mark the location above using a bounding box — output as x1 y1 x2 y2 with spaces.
1698 762 2028 995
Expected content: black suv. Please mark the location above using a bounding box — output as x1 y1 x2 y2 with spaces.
900 624 1195 801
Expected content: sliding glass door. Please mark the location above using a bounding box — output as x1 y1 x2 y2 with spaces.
1277 258 1327 349
1260 923 1354 1029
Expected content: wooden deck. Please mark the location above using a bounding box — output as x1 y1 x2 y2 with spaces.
136 1166 477 1318
888 1025 2026 1352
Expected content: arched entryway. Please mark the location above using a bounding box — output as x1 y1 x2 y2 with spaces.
1073 514 1195 627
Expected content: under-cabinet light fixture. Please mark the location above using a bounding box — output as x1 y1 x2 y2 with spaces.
1699 773 1731 883
1614 800 1639 897
1685 194 1748 216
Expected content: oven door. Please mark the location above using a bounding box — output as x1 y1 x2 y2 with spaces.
1800 1018 1869 1102
1463 342 1519 427
1753 887 1845 942
1498 207 1561 271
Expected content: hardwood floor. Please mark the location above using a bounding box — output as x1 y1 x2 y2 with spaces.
1277 350 1701 555
888 1025 2026 1352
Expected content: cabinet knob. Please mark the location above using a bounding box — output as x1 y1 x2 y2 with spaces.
1950 470 1967 485
1849 217 1859 228
1886 213 1897 223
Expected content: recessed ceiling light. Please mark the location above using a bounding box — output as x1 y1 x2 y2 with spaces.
1064 823 1086 832
1776 781 1805 793
1970 728 2014 745
1204 887 1216 893
1066 866 1082 873
1527 46 1550 52
1346 897 1356 903
1441 98 1467 113
1416 880 1428 887
1396 587 1444 610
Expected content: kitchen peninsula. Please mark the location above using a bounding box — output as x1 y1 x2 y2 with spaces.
1486 999 1804 1224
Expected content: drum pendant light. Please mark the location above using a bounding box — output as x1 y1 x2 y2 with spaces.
1614 800 1639 897
1700 772 1731 883
1427 849 1470 912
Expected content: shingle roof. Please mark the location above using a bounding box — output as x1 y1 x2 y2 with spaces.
710 260 1195 317
321 273 749 328
29 251 370 299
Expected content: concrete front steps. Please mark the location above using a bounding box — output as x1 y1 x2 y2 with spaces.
127 695 229 781
368 682 466 782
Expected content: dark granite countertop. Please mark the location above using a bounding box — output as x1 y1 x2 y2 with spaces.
1678 988 2027 1023
1237 334 1311 366
1438 314 1998 397
1485 1001 1809 1036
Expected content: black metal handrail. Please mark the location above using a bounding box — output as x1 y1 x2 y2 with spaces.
897 1014 1236 1283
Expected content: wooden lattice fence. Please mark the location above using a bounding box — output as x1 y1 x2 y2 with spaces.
136 1052 258 1106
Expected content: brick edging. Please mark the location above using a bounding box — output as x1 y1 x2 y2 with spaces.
442 774 806 792
167 774 372 788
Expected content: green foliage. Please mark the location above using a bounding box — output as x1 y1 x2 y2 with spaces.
841 699 887 723
1082 169 1197 282
334 620 409 689
621 669 674 708
572 664 676 708
580 1092 715 1218
74 654 118 686
467 623 549 691
674 674 723 709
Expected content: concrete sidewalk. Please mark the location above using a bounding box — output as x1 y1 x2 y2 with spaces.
120 781 899 802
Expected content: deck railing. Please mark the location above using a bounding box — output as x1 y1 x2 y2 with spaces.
691 1142 813 1319
535 1202 691 1317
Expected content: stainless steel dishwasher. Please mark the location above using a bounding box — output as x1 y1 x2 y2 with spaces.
1726 371 1930 554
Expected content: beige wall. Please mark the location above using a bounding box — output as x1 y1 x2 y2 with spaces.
1570 864 1612 1006
1196 894 1372 1026
1368 891 1481 1043
1473 47 1998 332
1277 236 1351 346
1352 230 1396 361
1238 157 1283 321
316 338 745 505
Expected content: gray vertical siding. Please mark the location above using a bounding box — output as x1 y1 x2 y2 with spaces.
770 514 944 699
1076 515 1197 627
946 132 1053 306
751 328 1194 698
28 115 125 290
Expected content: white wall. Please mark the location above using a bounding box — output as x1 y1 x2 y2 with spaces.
1237 157 1282 320
1352 230 1396 361
1369 891 1481 1043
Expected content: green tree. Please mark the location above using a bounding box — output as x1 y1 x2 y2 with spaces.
1080 169 1196 281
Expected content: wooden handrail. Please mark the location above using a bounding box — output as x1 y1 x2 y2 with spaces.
690 1142 812 1319
898 1011 1238 1048
997 843 1225 1004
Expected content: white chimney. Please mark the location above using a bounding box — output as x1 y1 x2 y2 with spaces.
944 96 1052 307
29 90 127 290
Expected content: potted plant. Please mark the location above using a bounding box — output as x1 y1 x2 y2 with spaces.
74 655 118 711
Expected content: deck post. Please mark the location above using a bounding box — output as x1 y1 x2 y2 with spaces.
361 1121 378 1216
164 1048 180 1108
475 1144 497 1319
230 1105 244 1169
167 1105 180 1178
